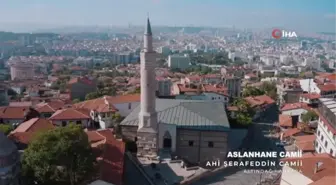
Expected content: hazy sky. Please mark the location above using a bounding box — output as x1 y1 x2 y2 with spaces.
0 0 335 32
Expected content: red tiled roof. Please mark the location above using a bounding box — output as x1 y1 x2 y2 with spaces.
323 73 336 80
279 114 292 127
244 95 275 107
86 130 125 185
281 102 310 111
68 77 95 86
282 128 301 138
294 135 316 142
35 100 66 113
0 106 30 119
202 84 228 96
104 94 140 104
177 84 199 93
74 97 118 113
295 140 315 152
309 176 336 185
49 108 91 120
75 94 140 113
11 118 54 133
282 153 336 182
8 132 35 145
318 83 336 92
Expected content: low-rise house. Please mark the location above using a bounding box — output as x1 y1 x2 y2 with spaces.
277 78 303 106
0 106 40 125
299 93 321 106
294 135 316 154
201 74 222 84
48 108 94 128
280 153 335 185
280 102 311 122
34 99 66 118
73 94 141 128
86 129 153 185
244 95 275 120
8 118 55 149
317 83 336 98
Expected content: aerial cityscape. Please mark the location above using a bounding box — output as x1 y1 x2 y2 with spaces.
0 1 335 185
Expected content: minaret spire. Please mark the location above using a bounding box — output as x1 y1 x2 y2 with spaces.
137 16 158 157
144 16 153 52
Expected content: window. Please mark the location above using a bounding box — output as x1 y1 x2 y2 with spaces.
319 147 322 153
324 141 328 148
318 130 320 136
315 141 318 148
62 121 67 127
188 141 194 146
321 135 324 142
76 120 82 125
330 149 334 156
128 103 132 110
208 141 214 148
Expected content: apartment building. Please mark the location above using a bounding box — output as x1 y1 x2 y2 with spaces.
315 98 336 157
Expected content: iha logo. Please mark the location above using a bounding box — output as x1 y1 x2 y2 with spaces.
272 29 297 39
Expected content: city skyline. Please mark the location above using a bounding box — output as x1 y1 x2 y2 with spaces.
0 0 335 33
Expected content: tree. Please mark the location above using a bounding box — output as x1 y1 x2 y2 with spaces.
129 87 140 94
233 98 255 126
301 110 318 124
85 92 100 100
112 113 123 123
0 124 13 135
242 86 265 97
72 99 81 104
22 124 95 185
260 81 278 100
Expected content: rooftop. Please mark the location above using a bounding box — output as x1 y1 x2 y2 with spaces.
120 99 230 131
282 153 336 182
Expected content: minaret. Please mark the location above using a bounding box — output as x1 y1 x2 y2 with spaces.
137 17 158 157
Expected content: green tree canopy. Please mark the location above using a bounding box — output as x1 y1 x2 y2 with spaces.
0 124 13 135
22 124 95 185
85 92 101 100
72 99 81 104
301 110 319 124
233 98 255 126
242 86 265 97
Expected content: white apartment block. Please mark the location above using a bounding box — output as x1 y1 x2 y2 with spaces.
315 98 336 157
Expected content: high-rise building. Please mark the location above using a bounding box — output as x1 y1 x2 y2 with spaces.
137 17 159 157
167 55 190 70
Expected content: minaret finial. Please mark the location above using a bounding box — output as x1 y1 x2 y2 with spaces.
145 15 152 36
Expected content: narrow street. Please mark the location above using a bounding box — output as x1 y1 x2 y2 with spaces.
191 107 282 185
